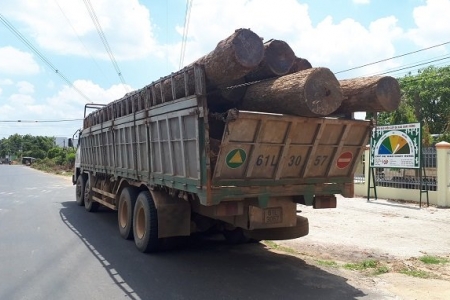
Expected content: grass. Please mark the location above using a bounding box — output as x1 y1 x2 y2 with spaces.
343 259 390 275
344 259 378 271
418 255 450 265
262 242 449 279
263 241 298 255
316 260 338 268
373 266 390 275
400 268 433 279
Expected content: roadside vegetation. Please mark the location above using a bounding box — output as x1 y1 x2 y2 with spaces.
0 134 75 174
264 242 450 279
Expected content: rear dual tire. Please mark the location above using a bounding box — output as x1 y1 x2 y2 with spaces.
133 191 159 253
118 187 138 240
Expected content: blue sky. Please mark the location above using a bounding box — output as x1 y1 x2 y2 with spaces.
0 0 449 139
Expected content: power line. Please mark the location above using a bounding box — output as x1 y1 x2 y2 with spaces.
336 40 450 74
53 0 113 86
179 0 193 68
0 13 93 103
365 55 450 78
83 0 129 93
362 53 449 77
0 119 83 123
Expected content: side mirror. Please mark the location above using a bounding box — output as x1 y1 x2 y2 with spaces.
68 138 73 148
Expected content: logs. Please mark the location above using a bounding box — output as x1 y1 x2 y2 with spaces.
289 57 312 73
240 68 343 117
196 28 265 87
246 39 296 82
332 76 401 115
91 28 401 127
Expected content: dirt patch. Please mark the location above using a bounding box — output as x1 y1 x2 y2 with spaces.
273 196 450 299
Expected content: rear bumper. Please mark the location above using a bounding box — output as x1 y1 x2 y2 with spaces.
244 216 309 241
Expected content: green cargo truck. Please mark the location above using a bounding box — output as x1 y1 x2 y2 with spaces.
72 64 371 253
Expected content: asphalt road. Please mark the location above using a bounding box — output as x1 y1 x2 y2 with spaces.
0 165 384 300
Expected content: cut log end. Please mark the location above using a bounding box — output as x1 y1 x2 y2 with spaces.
304 68 343 116
264 40 296 76
289 57 312 73
375 76 401 112
232 29 265 68
334 75 401 115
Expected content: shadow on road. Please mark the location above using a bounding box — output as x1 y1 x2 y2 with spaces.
367 199 423 210
60 201 366 300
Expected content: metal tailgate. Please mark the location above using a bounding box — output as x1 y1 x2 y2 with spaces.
212 110 371 185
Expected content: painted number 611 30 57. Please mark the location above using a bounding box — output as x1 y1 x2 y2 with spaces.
313 155 328 166
287 155 302 167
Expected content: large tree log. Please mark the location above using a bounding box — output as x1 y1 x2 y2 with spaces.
245 39 296 81
332 76 401 115
289 57 312 73
152 29 264 105
240 67 343 117
197 28 264 87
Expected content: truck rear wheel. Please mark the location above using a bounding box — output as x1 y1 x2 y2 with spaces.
84 178 99 212
133 191 159 253
118 187 138 240
75 174 86 206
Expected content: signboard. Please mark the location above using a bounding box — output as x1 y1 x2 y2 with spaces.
370 123 421 169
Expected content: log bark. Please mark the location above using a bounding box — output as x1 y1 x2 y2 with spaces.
332 76 401 114
245 39 296 81
196 28 264 87
240 68 343 117
289 57 312 73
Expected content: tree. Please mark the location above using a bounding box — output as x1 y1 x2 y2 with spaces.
399 65 450 134
367 65 450 144
0 134 56 158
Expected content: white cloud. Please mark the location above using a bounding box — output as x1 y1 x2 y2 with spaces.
174 0 311 67
0 80 130 137
36 80 131 121
174 0 402 78
0 79 14 85
0 47 40 75
408 0 450 47
16 81 35 94
3 0 158 60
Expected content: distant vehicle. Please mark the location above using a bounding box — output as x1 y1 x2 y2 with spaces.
0 158 12 165
22 157 36 166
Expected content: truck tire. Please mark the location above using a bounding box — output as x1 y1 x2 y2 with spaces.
133 191 159 253
84 178 99 212
118 187 138 240
75 175 86 206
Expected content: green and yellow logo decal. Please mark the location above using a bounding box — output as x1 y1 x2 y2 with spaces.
225 148 247 169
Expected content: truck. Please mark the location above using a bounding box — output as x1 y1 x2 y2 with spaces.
71 64 372 253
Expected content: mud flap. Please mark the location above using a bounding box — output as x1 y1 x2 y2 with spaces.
150 191 191 238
